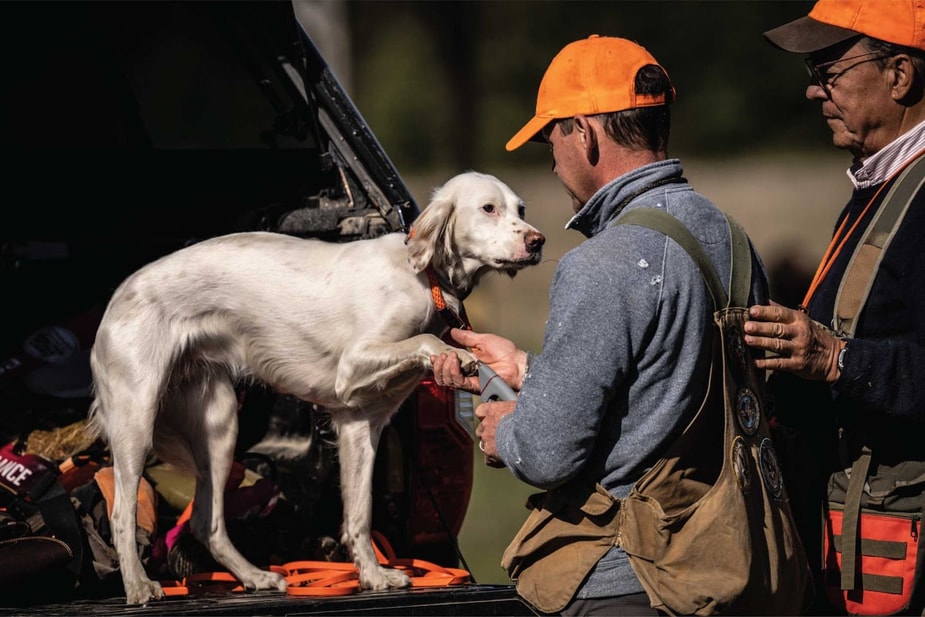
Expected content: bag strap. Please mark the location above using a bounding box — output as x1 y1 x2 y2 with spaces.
613 208 753 309
833 153 925 337
839 446 872 591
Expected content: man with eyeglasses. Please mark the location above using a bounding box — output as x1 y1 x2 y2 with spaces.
744 0 925 614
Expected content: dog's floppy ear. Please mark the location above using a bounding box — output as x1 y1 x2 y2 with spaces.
405 184 457 273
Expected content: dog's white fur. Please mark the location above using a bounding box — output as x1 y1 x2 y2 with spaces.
88 171 544 604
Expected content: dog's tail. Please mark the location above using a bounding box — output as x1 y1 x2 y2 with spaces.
85 389 106 443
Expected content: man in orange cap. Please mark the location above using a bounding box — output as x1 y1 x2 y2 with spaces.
431 35 772 615
745 1 925 614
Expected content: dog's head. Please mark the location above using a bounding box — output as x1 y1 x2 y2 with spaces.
405 171 544 292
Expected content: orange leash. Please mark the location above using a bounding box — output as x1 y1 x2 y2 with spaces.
283 565 361 597
157 531 470 598
801 189 881 309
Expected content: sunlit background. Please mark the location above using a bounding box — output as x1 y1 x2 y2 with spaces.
302 0 848 585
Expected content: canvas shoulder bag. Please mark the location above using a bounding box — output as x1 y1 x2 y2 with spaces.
500 482 623 613
821 153 925 616
612 208 812 615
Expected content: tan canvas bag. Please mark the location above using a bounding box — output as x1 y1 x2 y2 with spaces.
615 209 811 615
501 482 622 613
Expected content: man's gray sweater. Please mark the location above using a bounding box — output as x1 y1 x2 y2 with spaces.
494 158 769 598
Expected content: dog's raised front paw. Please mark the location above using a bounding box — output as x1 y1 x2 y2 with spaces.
454 348 478 376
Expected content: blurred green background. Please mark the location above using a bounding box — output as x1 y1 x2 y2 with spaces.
298 0 854 585
300 0 832 173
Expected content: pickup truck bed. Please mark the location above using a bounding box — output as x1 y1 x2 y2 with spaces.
0 585 539 616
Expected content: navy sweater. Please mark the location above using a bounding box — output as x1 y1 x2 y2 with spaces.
773 172 925 462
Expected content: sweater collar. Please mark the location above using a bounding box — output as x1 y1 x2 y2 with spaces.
566 159 684 238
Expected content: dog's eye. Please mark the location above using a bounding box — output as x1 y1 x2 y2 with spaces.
518 204 526 220
482 203 495 214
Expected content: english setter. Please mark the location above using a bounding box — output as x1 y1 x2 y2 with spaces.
88 171 545 604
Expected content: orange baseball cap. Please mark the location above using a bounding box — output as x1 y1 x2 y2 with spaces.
764 0 925 53
505 35 674 152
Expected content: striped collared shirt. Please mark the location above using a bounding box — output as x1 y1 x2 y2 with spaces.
849 119 925 188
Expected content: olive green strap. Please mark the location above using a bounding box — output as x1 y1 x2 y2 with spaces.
613 208 753 309
840 446 872 591
726 215 753 308
834 153 925 337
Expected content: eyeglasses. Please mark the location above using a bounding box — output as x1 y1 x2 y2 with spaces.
803 52 889 89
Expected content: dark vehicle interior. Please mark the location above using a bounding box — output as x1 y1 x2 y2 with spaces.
0 3 539 613
2 1 415 333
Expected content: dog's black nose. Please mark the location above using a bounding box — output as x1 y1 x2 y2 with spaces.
525 231 545 253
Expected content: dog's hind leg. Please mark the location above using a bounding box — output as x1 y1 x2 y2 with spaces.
182 376 288 593
102 387 166 604
332 409 412 590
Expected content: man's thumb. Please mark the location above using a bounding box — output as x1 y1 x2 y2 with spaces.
450 327 479 347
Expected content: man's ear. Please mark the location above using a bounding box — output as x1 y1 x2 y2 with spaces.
574 114 599 165
891 54 921 104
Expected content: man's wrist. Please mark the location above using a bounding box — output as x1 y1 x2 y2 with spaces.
831 338 848 383
517 351 530 390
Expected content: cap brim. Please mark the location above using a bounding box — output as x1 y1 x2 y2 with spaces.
763 16 860 54
505 115 554 152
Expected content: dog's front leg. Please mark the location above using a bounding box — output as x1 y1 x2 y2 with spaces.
332 411 411 590
336 334 477 405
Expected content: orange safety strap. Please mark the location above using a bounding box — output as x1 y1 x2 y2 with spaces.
801 186 884 309
801 154 924 309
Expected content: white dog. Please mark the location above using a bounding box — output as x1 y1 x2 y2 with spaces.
87 171 545 604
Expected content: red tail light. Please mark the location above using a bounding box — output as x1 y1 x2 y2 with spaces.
411 378 474 539
372 377 474 566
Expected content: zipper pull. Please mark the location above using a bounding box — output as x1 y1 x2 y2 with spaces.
837 426 850 469
912 514 920 541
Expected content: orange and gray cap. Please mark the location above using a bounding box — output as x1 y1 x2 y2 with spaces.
764 0 925 54
505 35 674 152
